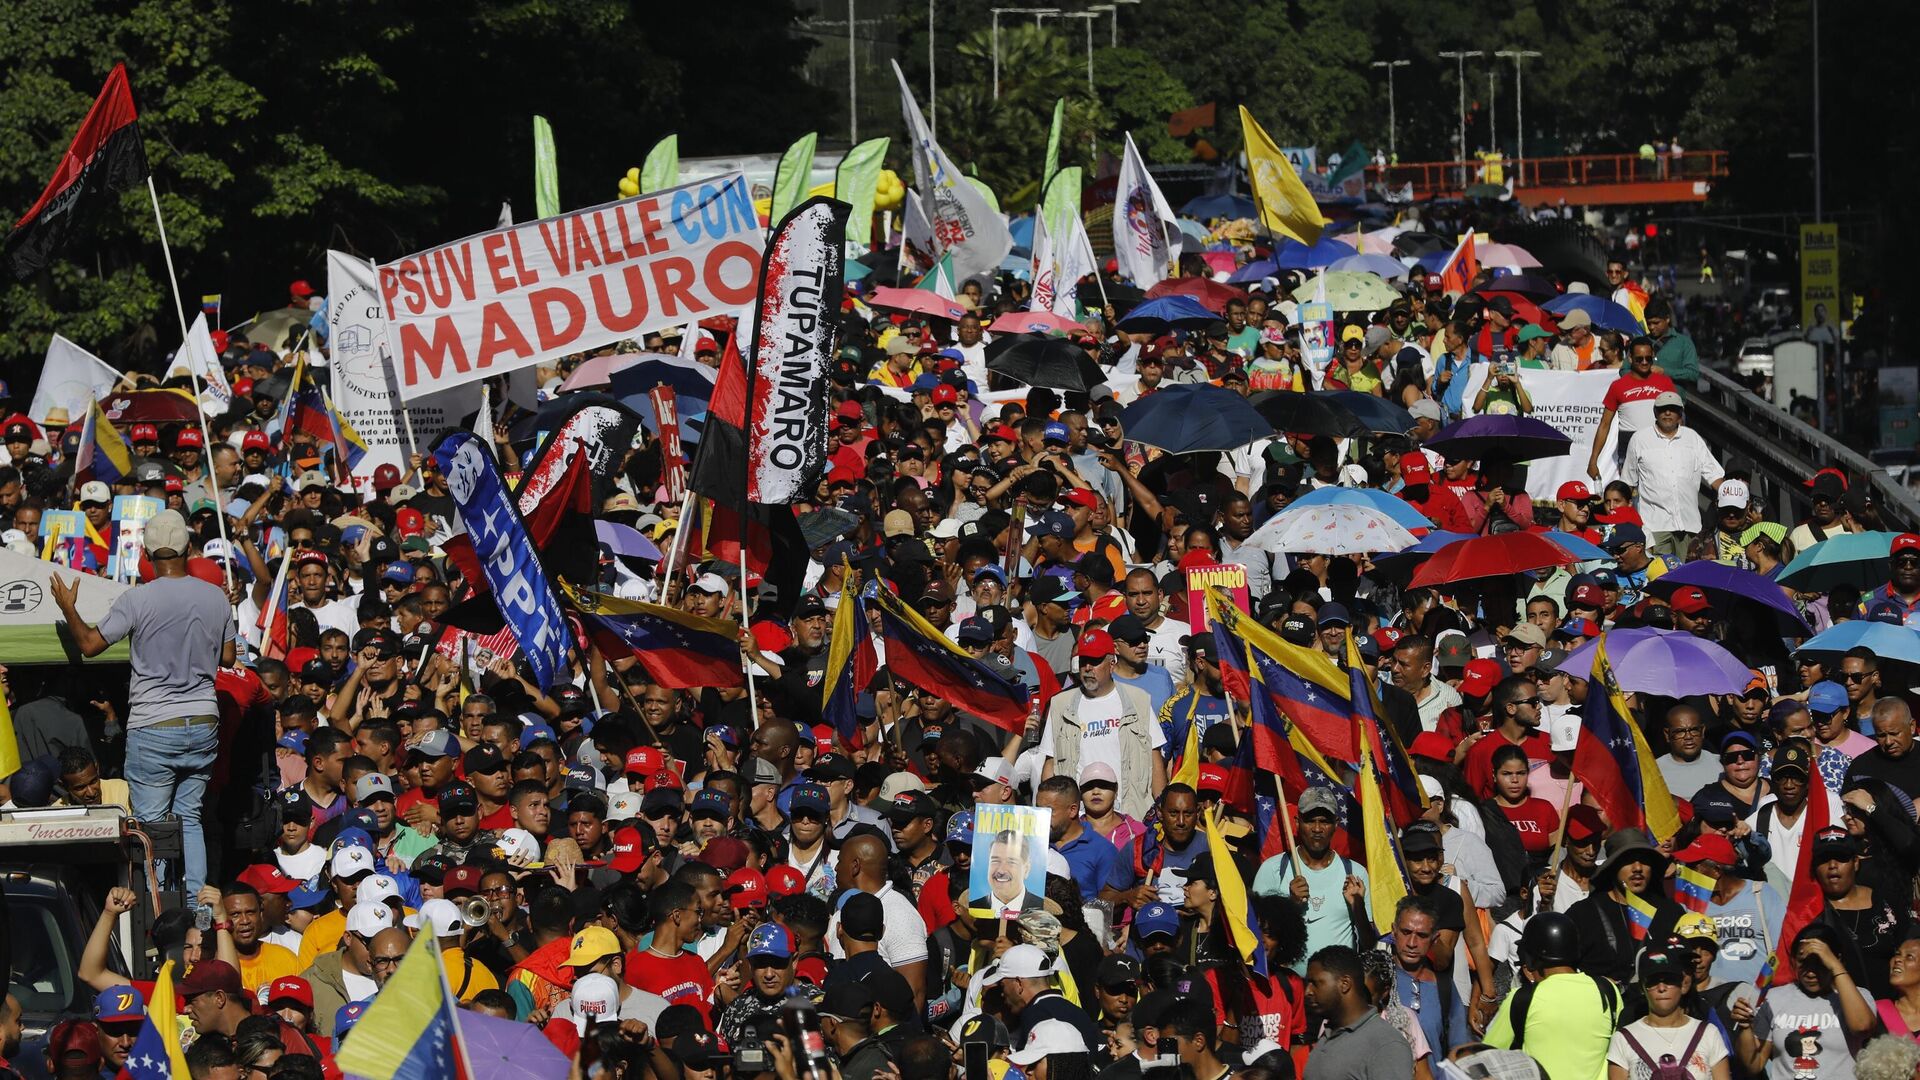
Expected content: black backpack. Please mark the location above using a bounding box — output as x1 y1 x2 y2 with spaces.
1473 801 1531 915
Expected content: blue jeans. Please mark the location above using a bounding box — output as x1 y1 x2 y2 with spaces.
126 721 219 904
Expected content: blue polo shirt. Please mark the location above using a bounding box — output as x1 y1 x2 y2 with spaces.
1054 825 1126 898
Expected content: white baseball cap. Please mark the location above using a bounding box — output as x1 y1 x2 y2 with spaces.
358 874 401 907
79 480 112 505
689 572 731 597
1548 707 1582 753
982 944 1054 985
571 973 622 1032
345 901 395 938
1045 850 1071 880
1717 479 1751 510
1009 1019 1088 1066
609 792 643 821
497 828 543 865
971 756 1014 789
409 898 463 938
330 847 376 879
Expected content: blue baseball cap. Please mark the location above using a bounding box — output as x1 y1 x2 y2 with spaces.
945 809 975 846
795 725 817 747
972 565 1008 588
520 724 557 748
911 373 940 393
94 986 145 1023
289 877 331 910
1136 902 1180 939
380 563 414 586
690 789 731 819
1588 567 1619 589
791 783 830 816
1808 680 1849 714
331 827 374 853
335 1001 371 1036
1043 421 1071 444
277 730 310 755
343 807 381 835
565 764 600 791
1025 510 1075 540
746 923 794 961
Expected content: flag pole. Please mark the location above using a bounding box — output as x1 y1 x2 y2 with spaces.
147 175 233 590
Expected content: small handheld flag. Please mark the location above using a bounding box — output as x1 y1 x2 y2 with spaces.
1624 890 1658 941
1671 864 1714 915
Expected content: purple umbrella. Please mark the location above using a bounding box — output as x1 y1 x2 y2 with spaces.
459 1007 572 1080
596 519 663 561
1647 560 1810 633
1424 414 1572 461
1556 628 1753 697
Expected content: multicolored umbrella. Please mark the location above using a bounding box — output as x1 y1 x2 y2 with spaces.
1243 502 1420 556
1285 485 1435 533
1145 277 1246 313
1289 271 1401 312
1557 628 1754 697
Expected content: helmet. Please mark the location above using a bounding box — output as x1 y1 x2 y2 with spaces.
1674 912 1719 951
1518 911 1581 969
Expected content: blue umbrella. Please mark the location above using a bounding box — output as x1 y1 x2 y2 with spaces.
1371 529 1477 579
1541 293 1643 335
1116 295 1220 332
1322 391 1414 434
1176 219 1210 246
1777 531 1903 592
1116 384 1275 454
1328 253 1410 279
1648 559 1810 633
1541 532 1610 562
1414 250 1451 273
1227 258 1280 284
1009 215 1036 250
1276 237 1359 270
1795 620 1920 665
1287 486 1435 532
1181 193 1258 220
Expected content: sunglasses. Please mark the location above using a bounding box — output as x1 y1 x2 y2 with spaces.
1720 750 1757 763
1843 672 1874 682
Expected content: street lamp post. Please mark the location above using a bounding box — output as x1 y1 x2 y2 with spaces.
1091 3 1116 47
928 0 935 138
1438 50 1484 185
991 7 1061 98
1494 49 1541 182
1059 12 1097 92
1370 59 1410 159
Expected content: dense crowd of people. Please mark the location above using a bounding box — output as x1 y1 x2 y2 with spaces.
0 227 1910 1080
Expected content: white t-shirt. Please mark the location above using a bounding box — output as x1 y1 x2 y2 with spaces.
1606 1017 1728 1080
1037 687 1166 780
1145 620 1189 684
295 597 361 639
343 969 377 1001
825 883 928 967
277 844 328 883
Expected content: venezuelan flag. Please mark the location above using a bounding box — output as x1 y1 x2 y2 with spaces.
1203 805 1267 977
1625 890 1658 941
76 400 133 484
123 960 192 1080
1571 633 1681 842
1171 699 1203 789
870 585 1029 733
820 573 878 747
1206 589 1355 761
1354 708 1410 935
1344 631 1421 827
1671 864 1714 915
335 923 470 1080
320 383 369 471
562 581 744 690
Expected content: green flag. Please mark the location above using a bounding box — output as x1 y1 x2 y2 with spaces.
1326 140 1369 186
1042 98 1065 190
769 132 819 226
1042 165 1083 259
835 137 891 250
640 134 679 193
966 176 1001 215
532 115 559 220
915 254 957 299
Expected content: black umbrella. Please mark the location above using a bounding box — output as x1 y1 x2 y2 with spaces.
1470 273 1559 301
985 336 1107 392
1248 390 1370 439
1391 231 1451 257
1079 280 1144 312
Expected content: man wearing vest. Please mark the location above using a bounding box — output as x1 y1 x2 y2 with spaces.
1251 788 1368 973
1039 629 1165 822
1484 912 1620 1080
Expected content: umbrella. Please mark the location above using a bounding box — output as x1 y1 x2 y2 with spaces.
1542 293 1644 335
1243 502 1420 556
1392 231 1452 257
1116 384 1275 454
97 388 203 425
1408 532 1581 588
1226 258 1280 285
989 311 1086 336
1478 242 1543 269
231 307 309 351
1484 271 1560 300
1328 253 1410 280
1794 620 1920 666
1335 226 1405 255
1116 295 1220 332
606 354 719 443
595 520 662 561
1469 290 1560 331
1176 219 1210 246
1557 628 1754 697
798 507 862 549
866 286 966 322
1145 277 1245 313
1541 532 1611 562
1777 532 1903 592
564 352 657 393
1182 193 1258 220
1646 560 1811 634
1424 415 1572 462
1079 280 1144 312
1249 390 1411 439
460 1005 574 1080
1371 530 1478 580
1276 237 1359 270
1285 486 1435 533
1290 271 1400 312
984 336 1106 392
1199 251 1238 276
1323 391 1413 434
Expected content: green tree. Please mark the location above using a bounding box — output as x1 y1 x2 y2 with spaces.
1091 46 1196 165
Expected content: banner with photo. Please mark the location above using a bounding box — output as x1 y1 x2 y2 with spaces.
970 803 1050 920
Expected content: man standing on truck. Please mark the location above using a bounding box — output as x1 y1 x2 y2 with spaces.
47 509 234 913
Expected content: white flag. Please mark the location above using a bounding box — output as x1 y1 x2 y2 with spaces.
901 189 936 276
892 61 1012 282
28 335 121 424
169 312 231 416
1112 133 1177 289
1053 217 1099 319
1028 214 1057 314
496 201 514 229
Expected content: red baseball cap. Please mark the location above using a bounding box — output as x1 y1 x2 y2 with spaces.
1372 627 1405 652
625 747 665 776
765 865 808 898
373 463 402 491
645 768 684 793
1894 534 1920 556
1077 629 1115 660
1408 731 1456 762
289 280 317 298
1569 583 1606 609
1196 764 1229 795
164 476 183 494
1060 488 1097 509
835 400 864 420
1400 456 1433 485
1672 833 1737 866
811 724 836 747
701 836 750 874
130 423 158 442
931 384 959 406
724 868 768 909
1669 585 1711 615
175 428 204 449
984 424 1018 444
266 976 314 1009
242 430 271 452
1564 804 1606 842
236 864 300 894
443 866 485 896
232 377 254 398
1460 658 1504 698
394 508 426 538
1557 480 1593 502
588 826 647 875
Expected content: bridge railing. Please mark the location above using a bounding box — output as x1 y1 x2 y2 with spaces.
1366 151 1730 200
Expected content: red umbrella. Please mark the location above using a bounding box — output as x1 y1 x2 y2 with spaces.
1145 277 1245 314
97 388 202 425
1408 532 1580 589
866 287 967 322
1472 290 1560 332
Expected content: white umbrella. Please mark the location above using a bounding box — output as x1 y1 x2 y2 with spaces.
1243 502 1420 556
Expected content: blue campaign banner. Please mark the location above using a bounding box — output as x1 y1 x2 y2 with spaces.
433 431 571 690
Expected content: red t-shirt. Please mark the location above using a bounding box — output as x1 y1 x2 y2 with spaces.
1601 373 1678 422
1499 797 1561 853
626 948 714 1012
1463 730 1554 800
479 805 515 832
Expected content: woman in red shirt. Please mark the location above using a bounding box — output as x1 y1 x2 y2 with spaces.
1491 744 1559 872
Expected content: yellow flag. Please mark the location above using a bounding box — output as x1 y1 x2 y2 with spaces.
1238 105 1329 246
148 959 195 1080
1202 806 1262 970
0 692 18 778
1172 702 1202 789
1354 712 1409 934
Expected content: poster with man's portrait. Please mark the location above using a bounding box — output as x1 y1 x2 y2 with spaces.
970 803 1049 919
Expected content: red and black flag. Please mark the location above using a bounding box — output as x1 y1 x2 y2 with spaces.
5 63 148 280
